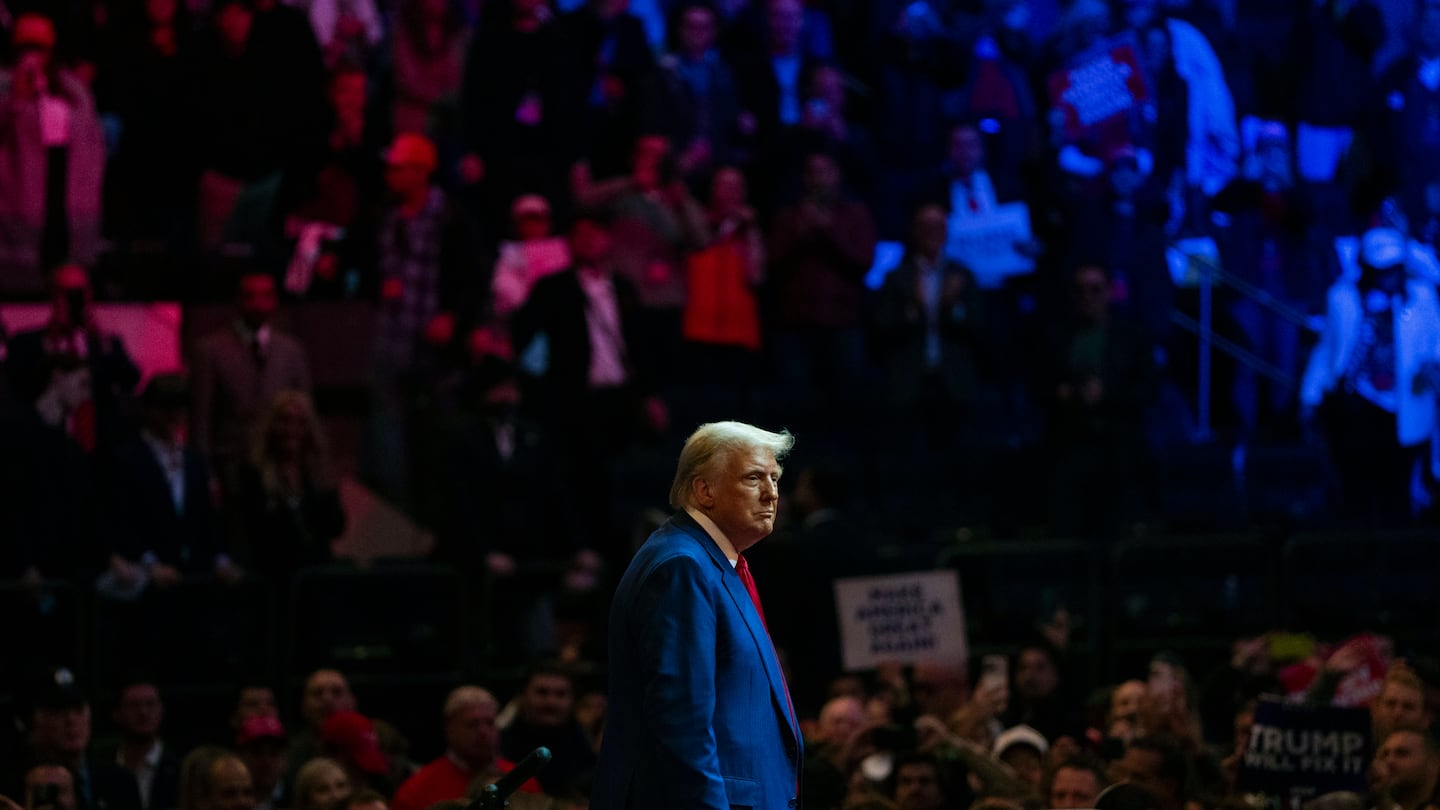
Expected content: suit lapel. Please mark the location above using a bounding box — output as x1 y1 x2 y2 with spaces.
670 514 800 746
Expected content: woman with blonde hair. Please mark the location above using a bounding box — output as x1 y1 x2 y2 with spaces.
235 390 345 577
293 757 352 810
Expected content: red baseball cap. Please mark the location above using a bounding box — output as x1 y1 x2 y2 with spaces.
321 711 389 775
236 715 286 747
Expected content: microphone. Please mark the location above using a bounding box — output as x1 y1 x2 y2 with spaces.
471 748 551 809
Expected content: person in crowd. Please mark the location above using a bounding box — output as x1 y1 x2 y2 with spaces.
500 665 595 798
733 0 817 146
510 209 667 559
7 263 140 453
13 760 78 810
1294 0 1385 189
357 131 478 505
1048 757 1108 809
553 0 655 181
297 0 384 69
892 752 950 810
287 670 357 781
1107 736 1190 810
233 390 343 578
234 716 287 810
642 0 745 184
391 687 540 810
768 150 876 419
591 422 800 810
1371 0 1440 226
0 348 100 585
994 725 1047 790
187 0 321 252
1301 226 1440 525
191 270 312 496
1041 264 1157 538
391 0 468 137
1371 729 1440 810
20 667 143 810
179 747 255 810
232 685 280 729
679 165 764 399
459 0 567 223
291 758 349 810
801 696 865 809
106 679 181 810
874 203 984 447
921 123 1024 223
319 712 394 794
278 61 386 286
104 374 242 596
430 365 586 661
592 133 709 365
1375 665 1437 742
96 0 196 249
0 12 105 295
490 194 571 319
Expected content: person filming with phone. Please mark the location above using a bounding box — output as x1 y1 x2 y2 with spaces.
0 761 77 810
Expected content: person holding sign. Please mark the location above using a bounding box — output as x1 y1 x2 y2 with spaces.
591 422 801 810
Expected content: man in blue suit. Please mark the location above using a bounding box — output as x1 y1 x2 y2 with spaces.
592 421 803 809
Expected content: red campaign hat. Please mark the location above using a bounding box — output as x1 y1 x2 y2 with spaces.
321 711 389 775
236 715 286 747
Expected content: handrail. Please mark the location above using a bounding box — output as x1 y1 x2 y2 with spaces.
1171 310 1294 385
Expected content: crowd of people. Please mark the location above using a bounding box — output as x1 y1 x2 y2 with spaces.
2 0 1440 807
1 629 1438 810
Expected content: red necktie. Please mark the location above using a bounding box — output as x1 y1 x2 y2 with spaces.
735 554 767 630
736 553 797 735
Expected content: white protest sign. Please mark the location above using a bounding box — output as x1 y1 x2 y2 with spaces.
834 571 967 671
945 202 1035 288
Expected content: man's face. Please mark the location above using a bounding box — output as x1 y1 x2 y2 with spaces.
949 127 985 177
1111 680 1146 724
32 705 91 757
237 740 286 798
570 220 612 267
521 675 574 727
206 758 255 810
1374 682 1430 738
1074 268 1111 324
699 447 781 551
803 155 841 199
385 161 431 199
1015 649 1059 701
816 698 865 747
1002 747 1044 788
301 671 355 729
217 3 253 51
679 7 717 56
238 274 278 328
631 135 671 190
895 763 944 810
1111 747 1170 801
329 72 367 122
1374 731 1439 797
912 206 948 259
25 765 77 810
115 684 163 740
1049 767 1102 809
236 688 278 724
445 703 499 768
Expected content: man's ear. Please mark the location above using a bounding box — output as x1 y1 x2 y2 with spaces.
691 476 714 509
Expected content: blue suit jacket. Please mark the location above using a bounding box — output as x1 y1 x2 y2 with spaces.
592 512 803 809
